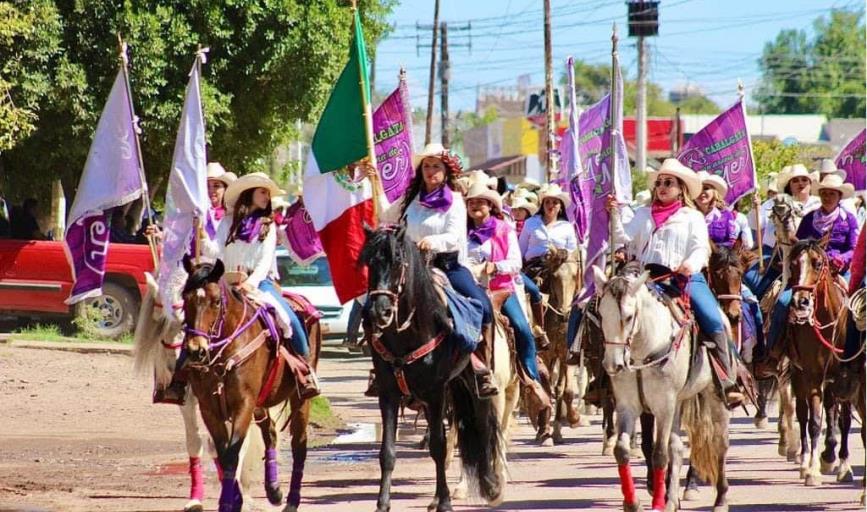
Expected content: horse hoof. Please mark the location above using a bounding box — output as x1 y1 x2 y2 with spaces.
754 416 769 429
184 501 204 512
778 443 787 457
805 474 821 487
622 499 643 512
820 458 839 475
282 506 298 512
266 485 284 506
452 485 468 500
799 467 808 479
790 451 801 463
683 487 700 501
836 467 854 483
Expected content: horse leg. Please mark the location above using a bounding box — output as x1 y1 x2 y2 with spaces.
180 394 205 512
603 396 617 456
805 392 823 486
665 409 684 512
284 395 311 512
836 402 854 482
253 409 282 506
820 389 839 475
782 384 799 461
427 395 453 512
639 413 654 495
796 398 809 476
683 464 701 501
754 379 770 429
376 391 399 512
614 408 641 511
650 405 675 512
445 416 467 501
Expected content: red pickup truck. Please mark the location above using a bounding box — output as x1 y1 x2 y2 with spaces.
0 239 154 338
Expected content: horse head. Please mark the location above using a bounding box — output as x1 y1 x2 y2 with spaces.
359 224 410 331
593 264 652 375
771 194 801 245
708 240 745 323
180 254 226 362
789 239 829 324
543 248 579 315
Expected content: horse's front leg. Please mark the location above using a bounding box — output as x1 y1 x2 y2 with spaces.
665 408 684 512
255 409 283 506
795 397 810 476
820 388 840 475
806 392 823 486
427 394 453 512
285 395 311 512
614 406 641 511
650 402 676 512
836 402 854 482
179 393 205 512
214 401 255 512
639 413 654 494
376 390 399 512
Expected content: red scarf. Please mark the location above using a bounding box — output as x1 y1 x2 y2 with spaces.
651 200 682 228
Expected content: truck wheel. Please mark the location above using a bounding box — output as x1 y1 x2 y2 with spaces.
75 282 138 339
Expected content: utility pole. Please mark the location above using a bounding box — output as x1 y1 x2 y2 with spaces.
424 0 440 145
627 1 659 173
543 0 556 182
440 22 450 146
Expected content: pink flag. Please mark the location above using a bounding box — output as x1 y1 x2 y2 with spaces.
835 128 865 191
558 56 588 243
372 78 414 202
281 200 324 265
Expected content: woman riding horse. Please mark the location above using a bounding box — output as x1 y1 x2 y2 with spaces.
607 158 743 406
760 173 859 376
464 179 550 406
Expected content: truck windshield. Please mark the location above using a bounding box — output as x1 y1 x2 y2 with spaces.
276 256 333 287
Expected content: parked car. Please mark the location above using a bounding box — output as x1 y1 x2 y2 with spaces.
275 250 352 339
0 238 154 338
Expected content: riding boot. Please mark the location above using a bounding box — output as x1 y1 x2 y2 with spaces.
709 331 744 407
473 324 499 398
364 368 379 397
298 355 321 401
153 371 187 406
530 302 550 351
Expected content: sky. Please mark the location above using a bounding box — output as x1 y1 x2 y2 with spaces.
373 0 863 113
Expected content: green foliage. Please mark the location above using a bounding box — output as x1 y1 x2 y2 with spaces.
756 8 865 117
750 139 833 193
673 94 720 115
0 0 395 204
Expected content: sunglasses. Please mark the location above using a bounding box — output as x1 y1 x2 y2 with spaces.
654 178 678 189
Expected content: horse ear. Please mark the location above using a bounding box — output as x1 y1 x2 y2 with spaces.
732 238 743 255
210 259 225 282
592 265 608 294
628 271 651 296
182 254 193 274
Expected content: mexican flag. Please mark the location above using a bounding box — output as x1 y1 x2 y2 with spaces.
303 10 375 303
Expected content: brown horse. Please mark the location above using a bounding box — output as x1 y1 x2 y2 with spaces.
180 257 321 512
783 239 851 486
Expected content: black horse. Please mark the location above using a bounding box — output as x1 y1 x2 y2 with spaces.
359 225 505 512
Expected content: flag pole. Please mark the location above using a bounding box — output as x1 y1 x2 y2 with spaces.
607 23 619 277
117 34 158 269
194 45 208 264
739 80 764 272
351 1 383 226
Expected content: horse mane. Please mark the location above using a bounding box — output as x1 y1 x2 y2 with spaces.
605 261 643 302
791 239 826 261
709 245 741 270
183 262 217 294
359 227 450 336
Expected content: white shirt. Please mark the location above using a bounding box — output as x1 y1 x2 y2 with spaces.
734 211 754 249
204 220 277 288
381 190 469 264
750 198 776 248
612 205 710 274
518 216 578 260
467 226 523 279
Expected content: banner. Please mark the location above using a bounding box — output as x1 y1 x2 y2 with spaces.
677 99 756 205
281 200 324 265
834 128 865 191
64 69 145 304
373 77 414 202
578 60 631 300
558 57 588 243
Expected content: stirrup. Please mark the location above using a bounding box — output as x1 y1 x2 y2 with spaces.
153 379 186 406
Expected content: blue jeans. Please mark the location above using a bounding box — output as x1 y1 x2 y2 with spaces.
501 293 540 381
742 286 765 355
766 288 792 352
259 279 309 357
686 273 726 335
567 304 583 352
743 245 774 295
521 273 543 305
346 299 363 344
444 264 494 326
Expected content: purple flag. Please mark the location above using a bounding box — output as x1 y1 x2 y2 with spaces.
558 57 588 243
64 69 145 304
677 99 756 204
835 128 865 191
282 200 324 265
578 61 631 300
373 77 414 202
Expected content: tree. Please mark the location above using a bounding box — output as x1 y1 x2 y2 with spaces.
0 0 395 205
674 94 720 115
755 8 865 117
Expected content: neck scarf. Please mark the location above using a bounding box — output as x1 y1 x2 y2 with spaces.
812 205 841 234
469 216 496 245
212 205 226 222
651 199 683 229
418 184 453 212
237 210 267 243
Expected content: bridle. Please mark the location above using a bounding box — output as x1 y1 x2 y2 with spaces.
183 281 263 360
789 248 846 353
368 258 415 333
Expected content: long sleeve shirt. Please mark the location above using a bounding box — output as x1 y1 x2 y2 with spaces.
381 191 469 264
612 205 710 274
467 228 523 277
849 225 866 294
518 216 578 261
202 220 278 288
795 208 859 271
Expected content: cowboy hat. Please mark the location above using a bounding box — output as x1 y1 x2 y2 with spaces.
458 170 498 190
537 183 571 209
698 170 729 198
206 162 237 186
224 172 284 210
777 163 814 191
516 177 542 193
816 159 847 180
412 142 452 169
813 174 855 200
510 188 539 216
271 196 291 211
762 172 779 194
465 180 502 211
647 158 702 200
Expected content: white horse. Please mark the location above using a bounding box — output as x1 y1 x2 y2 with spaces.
594 265 731 512
133 271 275 512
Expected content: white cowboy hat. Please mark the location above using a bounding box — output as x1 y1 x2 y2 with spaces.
412 142 449 169
777 163 814 191
206 162 237 186
510 188 539 216
464 180 503 211
634 189 651 207
224 172 284 210
647 158 702 200
698 170 729 198
516 177 542 193
537 183 571 209
813 174 855 200
271 196 291 211
817 159 847 180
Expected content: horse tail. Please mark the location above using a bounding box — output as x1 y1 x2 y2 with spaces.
132 285 174 386
448 376 506 506
681 388 727 485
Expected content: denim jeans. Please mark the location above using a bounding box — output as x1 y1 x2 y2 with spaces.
766 288 792 351
502 293 540 381
521 273 543 305
686 273 726 335
442 263 494 326
259 279 309 357
743 245 774 295
566 304 583 352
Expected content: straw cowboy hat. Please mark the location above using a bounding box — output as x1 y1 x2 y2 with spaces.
465 180 503 211
648 158 702 200
698 171 728 198
206 162 237 186
510 188 539 216
777 163 814 191
458 169 498 190
537 182 571 208
516 177 542 193
816 159 847 180
224 172 284 210
412 142 452 168
271 196 291 211
813 174 855 200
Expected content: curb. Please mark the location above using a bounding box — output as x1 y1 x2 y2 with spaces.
0 336 133 355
